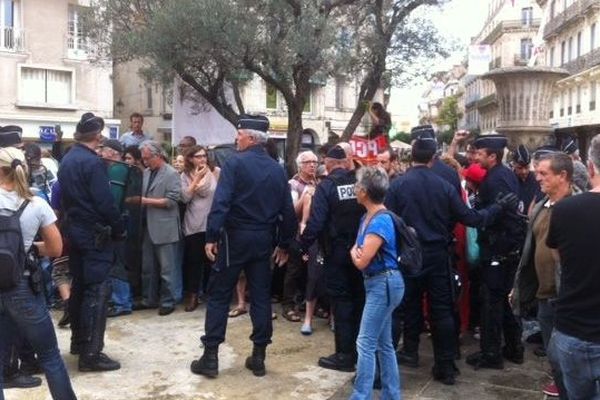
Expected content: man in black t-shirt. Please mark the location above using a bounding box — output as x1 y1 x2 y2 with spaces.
546 133 600 400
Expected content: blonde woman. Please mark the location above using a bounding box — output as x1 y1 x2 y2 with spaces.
0 147 76 399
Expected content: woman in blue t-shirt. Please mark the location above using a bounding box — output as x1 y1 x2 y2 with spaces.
350 167 404 400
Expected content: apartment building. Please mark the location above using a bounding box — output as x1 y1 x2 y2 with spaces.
418 65 468 131
541 0 600 148
465 0 542 133
0 0 118 142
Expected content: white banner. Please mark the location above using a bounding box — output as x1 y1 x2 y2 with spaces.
468 45 492 75
172 79 237 146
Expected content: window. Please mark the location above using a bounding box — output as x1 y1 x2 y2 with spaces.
146 85 153 111
521 7 533 25
561 41 566 65
521 38 533 60
568 88 573 115
303 89 312 113
550 46 555 67
67 5 90 59
550 0 556 18
19 66 73 107
266 83 277 109
576 86 581 113
592 23 597 50
0 0 21 51
577 31 582 58
591 81 597 111
568 36 573 61
560 91 564 116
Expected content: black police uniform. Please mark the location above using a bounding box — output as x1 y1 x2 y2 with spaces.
467 139 526 369
517 171 542 214
301 166 365 371
200 143 296 348
58 142 125 368
385 164 502 379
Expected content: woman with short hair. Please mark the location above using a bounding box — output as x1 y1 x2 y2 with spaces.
349 166 404 400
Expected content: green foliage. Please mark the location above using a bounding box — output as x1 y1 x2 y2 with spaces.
391 131 411 144
436 95 463 131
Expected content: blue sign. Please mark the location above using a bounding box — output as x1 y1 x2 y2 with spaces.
109 126 119 139
39 126 57 142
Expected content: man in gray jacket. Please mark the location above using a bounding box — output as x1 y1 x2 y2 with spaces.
138 141 182 316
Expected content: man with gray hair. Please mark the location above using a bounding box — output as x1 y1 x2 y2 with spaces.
546 134 600 399
281 150 318 324
137 140 182 316
191 114 296 378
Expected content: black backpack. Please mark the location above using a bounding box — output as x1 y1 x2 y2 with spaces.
374 210 423 278
0 200 29 291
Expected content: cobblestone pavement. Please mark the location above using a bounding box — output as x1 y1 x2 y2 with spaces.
5 305 551 400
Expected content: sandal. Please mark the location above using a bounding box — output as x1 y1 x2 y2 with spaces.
228 307 248 318
314 308 330 320
282 309 302 322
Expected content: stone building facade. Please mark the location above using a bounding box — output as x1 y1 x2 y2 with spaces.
0 0 118 142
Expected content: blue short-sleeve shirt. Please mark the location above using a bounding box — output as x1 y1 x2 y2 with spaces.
356 212 398 275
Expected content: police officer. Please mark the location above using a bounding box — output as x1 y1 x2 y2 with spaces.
386 136 516 384
511 144 542 215
190 114 296 378
300 145 365 372
58 113 125 372
465 134 526 370
410 125 462 195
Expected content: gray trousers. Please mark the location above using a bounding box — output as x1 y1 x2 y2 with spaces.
141 231 181 308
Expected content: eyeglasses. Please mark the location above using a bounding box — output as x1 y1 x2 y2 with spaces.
193 154 207 159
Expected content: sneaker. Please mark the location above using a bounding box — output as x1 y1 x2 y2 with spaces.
107 307 132 318
300 323 313 336
3 372 42 388
542 382 559 397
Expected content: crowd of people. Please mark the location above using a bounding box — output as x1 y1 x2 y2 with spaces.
0 108 599 400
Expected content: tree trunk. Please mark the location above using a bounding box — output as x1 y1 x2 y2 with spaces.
341 69 383 141
284 103 304 177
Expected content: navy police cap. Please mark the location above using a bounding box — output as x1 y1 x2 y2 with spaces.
512 144 530 165
410 124 435 141
472 134 508 150
326 145 347 160
237 114 269 133
0 125 23 148
561 136 578 155
412 136 437 152
532 145 559 160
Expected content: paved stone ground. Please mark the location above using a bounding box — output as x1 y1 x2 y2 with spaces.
5 304 552 400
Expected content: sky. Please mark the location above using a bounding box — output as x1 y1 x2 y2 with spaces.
388 0 489 125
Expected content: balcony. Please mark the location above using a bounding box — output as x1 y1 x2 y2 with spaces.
489 56 502 70
544 0 600 40
66 33 95 60
477 94 497 110
0 26 25 52
514 53 531 66
561 46 600 74
481 19 541 45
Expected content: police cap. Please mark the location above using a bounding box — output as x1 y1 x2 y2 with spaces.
412 136 437 152
472 134 508 150
512 144 530 165
561 136 578 155
326 145 347 160
410 124 435 141
237 114 269 133
532 145 559 160
0 125 23 148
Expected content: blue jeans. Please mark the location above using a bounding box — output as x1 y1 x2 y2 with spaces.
0 278 76 400
548 329 600 400
351 270 405 400
111 278 132 312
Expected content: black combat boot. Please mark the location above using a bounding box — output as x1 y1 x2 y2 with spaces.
432 361 460 386
318 352 355 372
396 349 419 368
190 346 219 378
245 345 267 377
79 352 121 372
465 351 504 370
502 344 524 364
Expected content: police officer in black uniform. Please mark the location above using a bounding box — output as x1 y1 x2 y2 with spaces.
386 136 516 384
190 115 296 378
465 134 526 370
300 145 365 372
58 113 126 372
511 144 542 215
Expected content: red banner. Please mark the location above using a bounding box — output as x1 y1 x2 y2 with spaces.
349 135 389 165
